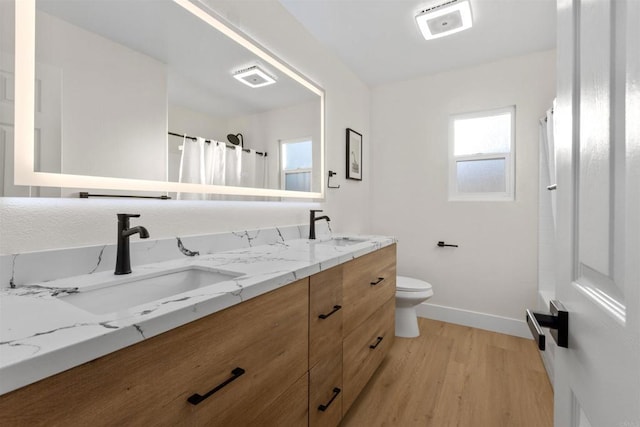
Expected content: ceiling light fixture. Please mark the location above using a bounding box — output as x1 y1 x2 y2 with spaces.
232 65 276 88
415 0 473 41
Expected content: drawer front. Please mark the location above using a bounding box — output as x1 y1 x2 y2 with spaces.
309 350 343 427
309 265 343 369
343 244 396 336
0 279 309 427
245 373 309 427
342 297 395 415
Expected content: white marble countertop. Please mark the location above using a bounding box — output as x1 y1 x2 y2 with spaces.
0 235 395 396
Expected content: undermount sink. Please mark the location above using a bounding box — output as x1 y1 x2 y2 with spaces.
317 237 368 247
59 266 242 315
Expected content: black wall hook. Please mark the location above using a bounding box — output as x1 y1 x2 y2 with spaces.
328 170 340 189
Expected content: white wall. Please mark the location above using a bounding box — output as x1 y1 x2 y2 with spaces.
232 100 321 191
36 11 167 181
0 0 372 255
370 50 556 321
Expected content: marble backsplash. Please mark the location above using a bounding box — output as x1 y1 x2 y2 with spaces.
0 222 331 290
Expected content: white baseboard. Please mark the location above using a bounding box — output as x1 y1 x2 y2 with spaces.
415 302 531 339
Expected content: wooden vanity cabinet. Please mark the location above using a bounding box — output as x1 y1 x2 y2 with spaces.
342 243 396 415
342 298 395 412
343 244 396 337
0 244 397 426
309 265 344 427
0 279 309 427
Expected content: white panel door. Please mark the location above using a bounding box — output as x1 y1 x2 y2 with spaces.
554 0 640 425
0 55 62 197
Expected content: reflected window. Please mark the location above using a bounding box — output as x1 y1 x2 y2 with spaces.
449 106 515 201
281 138 312 191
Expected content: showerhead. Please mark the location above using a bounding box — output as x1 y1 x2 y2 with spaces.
227 133 244 147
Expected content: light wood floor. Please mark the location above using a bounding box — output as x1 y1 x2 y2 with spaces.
341 318 553 427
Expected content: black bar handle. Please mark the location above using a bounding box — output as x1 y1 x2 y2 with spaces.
318 305 342 319
369 336 384 349
318 387 341 412
437 241 459 248
525 300 569 351
187 367 245 405
370 277 385 286
526 309 547 351
547 184 557 191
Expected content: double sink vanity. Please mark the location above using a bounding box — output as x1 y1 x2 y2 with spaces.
0 225 396 426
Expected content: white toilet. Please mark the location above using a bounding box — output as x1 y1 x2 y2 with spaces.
395 276 434 338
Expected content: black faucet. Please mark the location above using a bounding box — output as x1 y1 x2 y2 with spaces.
115 214 150 275
309 209 330 240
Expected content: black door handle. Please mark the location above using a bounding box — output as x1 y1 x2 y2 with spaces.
369 336 384 349
318 387 341 412
526 300 568 351
187 367 245 405
370 277 385 286
318 305 342 319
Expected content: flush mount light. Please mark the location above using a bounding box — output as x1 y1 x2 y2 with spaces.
415 0 473 40
232 65 276 88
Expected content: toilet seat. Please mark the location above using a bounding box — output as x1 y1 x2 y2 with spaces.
397 276 432 293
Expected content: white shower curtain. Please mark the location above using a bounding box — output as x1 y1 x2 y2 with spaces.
178 138 267 199
205 141 226 186
225 146 242 187
177 136 206 200
539 104 556 229
241 150 257 188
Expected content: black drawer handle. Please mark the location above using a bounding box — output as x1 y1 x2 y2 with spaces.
370 277 384 286
369 336 384 349
187 367 245 405
318 387 341 412
318 305 342 319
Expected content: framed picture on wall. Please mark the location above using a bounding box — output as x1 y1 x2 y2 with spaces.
346 128 363 180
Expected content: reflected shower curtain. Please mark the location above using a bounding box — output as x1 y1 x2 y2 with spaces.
241 150 257 188
205 141 226 186
178 139 267 199
177 136 206 200
225 146 242 188
240 150 268 189
539 105 556 228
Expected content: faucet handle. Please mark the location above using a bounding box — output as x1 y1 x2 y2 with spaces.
117 213 141 220
310 209 323 213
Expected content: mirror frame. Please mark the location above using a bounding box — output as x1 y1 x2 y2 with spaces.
14 0 325 199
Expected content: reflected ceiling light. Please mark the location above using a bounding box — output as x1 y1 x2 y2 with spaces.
232 65 276 88
415 0 473 40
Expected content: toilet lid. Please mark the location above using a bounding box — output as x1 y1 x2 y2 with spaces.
396 276 432 292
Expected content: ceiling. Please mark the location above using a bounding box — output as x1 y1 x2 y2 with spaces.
278 0 557 86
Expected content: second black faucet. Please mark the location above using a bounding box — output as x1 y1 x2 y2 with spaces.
309 209 330 240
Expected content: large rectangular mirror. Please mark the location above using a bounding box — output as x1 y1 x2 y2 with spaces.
3 0 324 199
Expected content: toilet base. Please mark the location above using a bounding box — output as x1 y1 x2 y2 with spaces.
395 305 421 338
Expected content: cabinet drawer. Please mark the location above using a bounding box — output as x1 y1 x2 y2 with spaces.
309 350 343 427
0 279 309 426
343 244 396 336
342 297 395 415
245 372 309 426
309 265 343 369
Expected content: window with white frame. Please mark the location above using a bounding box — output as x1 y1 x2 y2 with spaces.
280 138 312 192
449 106 515 201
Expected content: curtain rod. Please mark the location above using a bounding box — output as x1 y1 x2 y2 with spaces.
168 132 267 157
